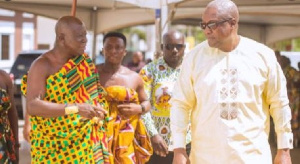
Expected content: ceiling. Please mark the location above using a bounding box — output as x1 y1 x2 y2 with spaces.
176 0 300 25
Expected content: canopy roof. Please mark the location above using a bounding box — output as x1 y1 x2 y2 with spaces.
1 0 300 31
1 0 300 44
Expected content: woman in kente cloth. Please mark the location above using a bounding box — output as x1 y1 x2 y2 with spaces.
0 70 19 164
97 32 153 164
20 16 110 163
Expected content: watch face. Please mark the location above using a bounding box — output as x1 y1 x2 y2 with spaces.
141 104 145 112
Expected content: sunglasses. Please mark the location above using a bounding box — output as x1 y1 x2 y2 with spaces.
162 44 186 50
200 18 232 30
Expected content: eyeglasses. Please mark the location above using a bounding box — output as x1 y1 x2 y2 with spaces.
200 18 232 30
163 44 186 51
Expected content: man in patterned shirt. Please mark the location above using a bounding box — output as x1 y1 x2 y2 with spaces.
140 30 191 163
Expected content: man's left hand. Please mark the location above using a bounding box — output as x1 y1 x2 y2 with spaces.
274 149 291 164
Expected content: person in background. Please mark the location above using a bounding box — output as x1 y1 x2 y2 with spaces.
127 51 146 73
139 30 191 164
297 62 300 147
21 16 109 163
96 32 152 163
0 70 19 164
280 56 300 148
171 0 293 163
145 58 153 64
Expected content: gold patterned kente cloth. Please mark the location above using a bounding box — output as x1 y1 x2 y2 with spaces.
105 86 152 164
21 54 110 164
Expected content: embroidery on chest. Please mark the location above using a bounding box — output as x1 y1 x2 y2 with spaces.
218 68 239 120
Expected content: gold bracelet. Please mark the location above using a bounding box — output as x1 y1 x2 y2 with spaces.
65 104 79 115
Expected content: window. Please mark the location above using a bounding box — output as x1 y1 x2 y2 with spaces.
0 21 14 72
22 12 34 18
22 22 34 51
0 8 15 17
1 34 9 60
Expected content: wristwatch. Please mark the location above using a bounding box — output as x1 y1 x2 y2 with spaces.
140 104 145 113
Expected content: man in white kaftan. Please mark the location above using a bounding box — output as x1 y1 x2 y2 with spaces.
170 0 293 164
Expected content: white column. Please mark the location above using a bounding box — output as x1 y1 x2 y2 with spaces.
90 7 98 61
161 5 169 36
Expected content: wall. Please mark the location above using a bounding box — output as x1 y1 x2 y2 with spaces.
0 8 36 72
37 16 56 49
239 23 266 44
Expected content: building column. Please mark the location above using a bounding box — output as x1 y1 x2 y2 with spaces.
14 12 22 58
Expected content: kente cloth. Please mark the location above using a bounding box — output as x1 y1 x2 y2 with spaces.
0 88 17 163
105 86 152 164
171 36 293 164
21 54 110 164
139 57 191 151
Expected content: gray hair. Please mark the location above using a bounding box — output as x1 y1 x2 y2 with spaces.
207 0 239 21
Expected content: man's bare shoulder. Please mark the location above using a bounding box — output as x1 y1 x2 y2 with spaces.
122 66 139 76
28 51 52 77
122 66 143 84
0 69 9 78
0 70 10 83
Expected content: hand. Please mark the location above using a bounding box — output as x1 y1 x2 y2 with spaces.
77 103 107 120
23 122 31 142
94 103 108 120
173 148 190 164
274 149 291 164
13 146 19 164
117 103 142 117
151 134 168 157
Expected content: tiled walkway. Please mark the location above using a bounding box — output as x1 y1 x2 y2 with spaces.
18 120 300 164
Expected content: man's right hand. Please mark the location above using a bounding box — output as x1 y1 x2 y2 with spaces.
77 103 107 120
173 148 190 164
151 134 168 157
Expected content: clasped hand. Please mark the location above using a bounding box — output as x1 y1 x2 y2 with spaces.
117 103 142 118
77 103 107 120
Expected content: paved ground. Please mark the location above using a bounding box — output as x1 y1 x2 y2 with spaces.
18 120 300 164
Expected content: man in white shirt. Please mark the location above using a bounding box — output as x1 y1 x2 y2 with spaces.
170 0 293 164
